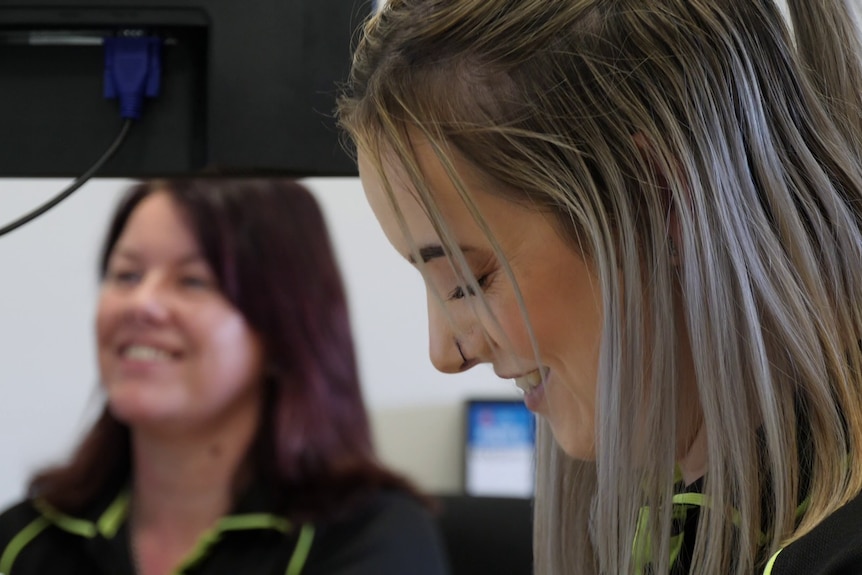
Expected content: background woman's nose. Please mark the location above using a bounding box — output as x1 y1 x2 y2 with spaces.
125 274 170 324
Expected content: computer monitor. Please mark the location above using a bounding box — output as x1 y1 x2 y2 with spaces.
463 398 535 498
0 0 370 177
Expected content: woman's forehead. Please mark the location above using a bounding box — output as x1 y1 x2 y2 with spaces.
358 145 454 260
359 141 543 265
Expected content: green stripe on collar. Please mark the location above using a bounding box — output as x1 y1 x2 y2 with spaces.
97 489 131 539
217 514 292 533
0 516 51 574
173 517 306 574
285 524 315 575
762 548 783 575
33 499 97 539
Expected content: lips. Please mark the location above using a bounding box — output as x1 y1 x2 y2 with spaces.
512 367 548 394
505 367 549 413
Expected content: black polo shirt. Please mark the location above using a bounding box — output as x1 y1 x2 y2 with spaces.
766 489 862 574
0 485 450 575
638 481 862 574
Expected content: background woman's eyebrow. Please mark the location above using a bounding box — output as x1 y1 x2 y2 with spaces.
111 249 142 262
110 249 204 265
176 253 207 266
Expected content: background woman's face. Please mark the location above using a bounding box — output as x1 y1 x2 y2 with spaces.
359 141 604 459
96 192 263 436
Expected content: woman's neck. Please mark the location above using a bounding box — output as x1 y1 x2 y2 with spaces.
677 422 708 486
129 410 259 574
674 302 707 486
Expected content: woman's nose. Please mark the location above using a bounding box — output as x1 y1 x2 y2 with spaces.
427 295 488 373
125 275 171 324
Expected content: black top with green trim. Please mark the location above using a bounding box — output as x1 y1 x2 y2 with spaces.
0 484 451 575
765 489 862 574
640 481 862 574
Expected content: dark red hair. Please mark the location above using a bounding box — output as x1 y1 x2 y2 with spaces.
31 178 419 519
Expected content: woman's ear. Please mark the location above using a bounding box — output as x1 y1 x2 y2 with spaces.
632 132 683 265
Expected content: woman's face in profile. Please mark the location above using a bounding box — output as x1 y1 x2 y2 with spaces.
96 192 264 434
359 140 604 460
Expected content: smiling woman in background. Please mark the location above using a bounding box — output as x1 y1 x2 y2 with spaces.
0 179 450 575
340 0 862 573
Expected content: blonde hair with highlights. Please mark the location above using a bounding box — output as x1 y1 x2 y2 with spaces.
339 1 862 573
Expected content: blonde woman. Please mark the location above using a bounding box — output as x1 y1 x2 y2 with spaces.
339 0 862 573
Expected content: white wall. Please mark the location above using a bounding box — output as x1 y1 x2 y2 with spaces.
0 178 518 511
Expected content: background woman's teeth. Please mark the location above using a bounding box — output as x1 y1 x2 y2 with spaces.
125 346 171 361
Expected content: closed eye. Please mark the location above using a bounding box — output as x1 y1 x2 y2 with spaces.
448 274 491 301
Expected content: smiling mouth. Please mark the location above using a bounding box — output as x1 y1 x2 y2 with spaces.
120 344 179 362
513 367 548 394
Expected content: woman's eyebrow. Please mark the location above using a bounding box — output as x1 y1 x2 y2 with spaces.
408 244 477 264
110 248 204 265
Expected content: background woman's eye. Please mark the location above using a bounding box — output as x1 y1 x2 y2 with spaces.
180 275 214 289
106 270 141 285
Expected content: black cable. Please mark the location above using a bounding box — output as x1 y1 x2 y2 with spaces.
0 119 134 238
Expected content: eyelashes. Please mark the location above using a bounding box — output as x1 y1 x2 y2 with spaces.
448 273 491 300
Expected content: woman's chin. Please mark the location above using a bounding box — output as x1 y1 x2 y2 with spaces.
107 395 172 429
547 420 596 461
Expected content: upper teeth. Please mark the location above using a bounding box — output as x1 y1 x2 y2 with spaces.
124 345 172 361
514 369 545 393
